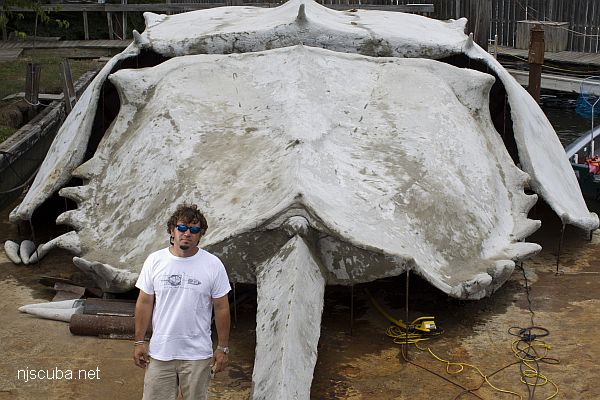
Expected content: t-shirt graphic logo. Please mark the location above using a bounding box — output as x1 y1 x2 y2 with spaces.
188 278 201 285
168 274 182 286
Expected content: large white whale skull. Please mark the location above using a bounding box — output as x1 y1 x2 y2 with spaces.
7 1 598 398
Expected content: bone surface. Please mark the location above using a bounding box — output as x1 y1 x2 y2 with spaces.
18 299 84 322
37 46 541 299
252 235 325 398
19 240 36 265
4 240 21 264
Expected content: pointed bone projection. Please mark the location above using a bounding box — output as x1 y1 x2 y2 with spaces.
28 231 82 264
253 234 325 399
18 299 84 322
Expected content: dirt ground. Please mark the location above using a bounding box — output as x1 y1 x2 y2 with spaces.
1 198 599 400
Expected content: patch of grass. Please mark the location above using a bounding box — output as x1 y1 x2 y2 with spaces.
0 125 17 143
0 55 101 100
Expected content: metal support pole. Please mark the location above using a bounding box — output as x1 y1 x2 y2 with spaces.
404 268 410 360
349 284 354 336
28 219 36 244
555 223 565 275
528 24 545 103
232 281 237 327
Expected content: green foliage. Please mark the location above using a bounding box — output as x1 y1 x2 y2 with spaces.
2 0 72 38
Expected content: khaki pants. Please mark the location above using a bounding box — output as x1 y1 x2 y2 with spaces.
143 357 212 400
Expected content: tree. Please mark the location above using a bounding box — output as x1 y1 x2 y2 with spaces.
1 0 70 41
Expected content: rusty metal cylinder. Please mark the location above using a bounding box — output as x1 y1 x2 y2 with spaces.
70 314 136 336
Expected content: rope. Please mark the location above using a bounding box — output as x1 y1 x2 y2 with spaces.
366 263 560 400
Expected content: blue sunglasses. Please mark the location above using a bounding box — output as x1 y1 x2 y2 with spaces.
176 224 203 234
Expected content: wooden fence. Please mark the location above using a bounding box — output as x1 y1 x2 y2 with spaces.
396 0 600 53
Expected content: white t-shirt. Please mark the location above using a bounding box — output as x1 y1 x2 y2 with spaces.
135 247 231 361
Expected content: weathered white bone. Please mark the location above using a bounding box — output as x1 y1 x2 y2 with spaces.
19 299 84 322
296 3 307 24
282 216 309 237
4 240 21 264
511 219 542 241
143 11 166 28
465 32 474 49
59 186 93 204
19 299 84 311
252 235 325 399
19 240 36 265
56 209 88 231
132 30 149 48
28 231 82 264
73 257 138 293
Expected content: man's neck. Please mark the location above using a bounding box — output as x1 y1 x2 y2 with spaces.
169 245 199 258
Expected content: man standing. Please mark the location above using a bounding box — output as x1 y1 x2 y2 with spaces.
133 203 231 400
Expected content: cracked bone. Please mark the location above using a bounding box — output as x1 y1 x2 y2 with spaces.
4 240 21 264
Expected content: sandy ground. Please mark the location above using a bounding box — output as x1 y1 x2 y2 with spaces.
1 199 599 400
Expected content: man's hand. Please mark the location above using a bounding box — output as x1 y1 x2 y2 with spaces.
133 344 149 368
212 349 229 374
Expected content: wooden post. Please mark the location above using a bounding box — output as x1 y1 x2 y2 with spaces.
107 12 114 40
60 58 77 115
122 0 127 40
528 24 544 103
1 11 7 41
25 63 41 120
466 0 490 51
83 11 89 40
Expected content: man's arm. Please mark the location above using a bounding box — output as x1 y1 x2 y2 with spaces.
212 294 231 373
133 290 154 368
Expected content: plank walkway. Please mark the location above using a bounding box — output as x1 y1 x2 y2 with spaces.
497 45 600 68
0 48 23 62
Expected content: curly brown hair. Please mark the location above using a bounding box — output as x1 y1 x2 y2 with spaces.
166 203 208 235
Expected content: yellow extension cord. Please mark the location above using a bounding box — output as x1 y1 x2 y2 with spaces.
366 289 559 399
